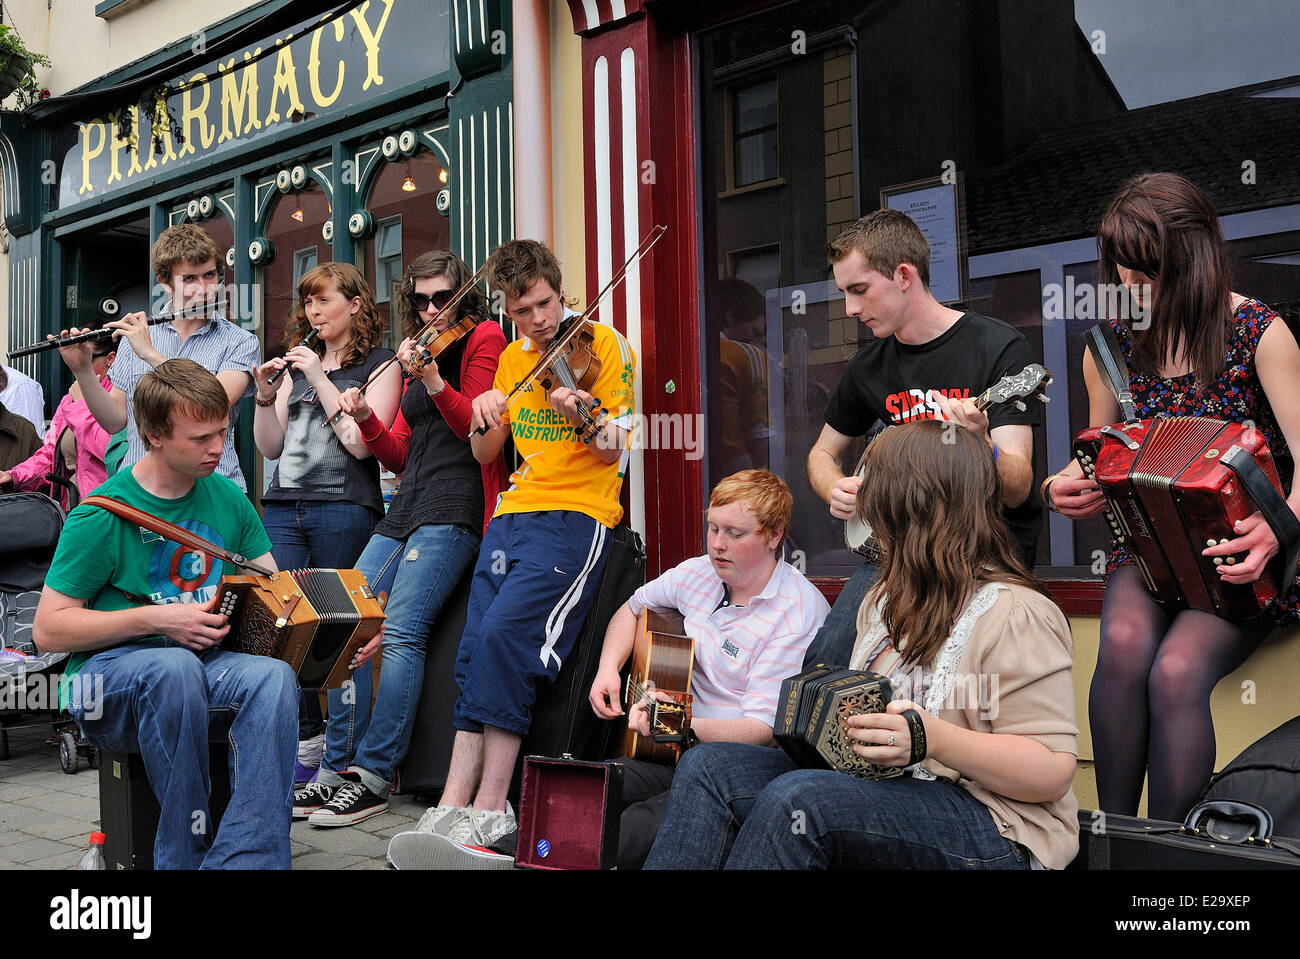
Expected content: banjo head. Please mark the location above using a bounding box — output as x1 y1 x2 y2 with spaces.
844 445 879 557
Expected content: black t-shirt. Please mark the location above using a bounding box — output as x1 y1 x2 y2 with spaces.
822 311 1043 564
263 348 396 516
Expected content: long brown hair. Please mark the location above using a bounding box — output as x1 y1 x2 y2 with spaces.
283 263 384 369
397 250 490 341
1097 172 1233 386
857 421 1044 667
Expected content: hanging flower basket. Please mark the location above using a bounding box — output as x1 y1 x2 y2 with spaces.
0 51 29 101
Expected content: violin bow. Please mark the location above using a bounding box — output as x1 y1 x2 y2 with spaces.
324 261 490 427
471 223 668 437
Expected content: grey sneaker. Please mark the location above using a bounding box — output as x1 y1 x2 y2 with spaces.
387 803 517 870
449 803 517 848
414 804 470 836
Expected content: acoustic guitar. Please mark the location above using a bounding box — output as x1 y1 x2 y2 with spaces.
621 607 695 764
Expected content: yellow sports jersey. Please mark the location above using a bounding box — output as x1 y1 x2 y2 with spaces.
493 319 637 527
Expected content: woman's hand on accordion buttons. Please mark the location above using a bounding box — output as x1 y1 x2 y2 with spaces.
150 595 230 651
847 700 931 767
1050 474 1106 520
351 625 385 669
1204 511 1278 585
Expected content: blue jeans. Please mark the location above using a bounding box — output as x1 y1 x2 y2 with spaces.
262 499 377 739
319 524 480 796
67 638 298 869
802 560 878 668
644 743 1031 870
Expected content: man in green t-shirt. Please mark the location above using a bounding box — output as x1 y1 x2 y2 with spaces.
33 359 297 869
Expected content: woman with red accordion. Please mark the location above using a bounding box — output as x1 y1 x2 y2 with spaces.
1045 172 1300 822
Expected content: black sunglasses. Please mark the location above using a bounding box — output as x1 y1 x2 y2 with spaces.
91 350 114 359
411 290 455 313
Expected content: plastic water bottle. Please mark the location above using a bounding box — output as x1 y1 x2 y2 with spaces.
76 832 106 870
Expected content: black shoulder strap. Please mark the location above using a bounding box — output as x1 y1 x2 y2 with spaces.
1084 323 1138 423
1220 446 1300 594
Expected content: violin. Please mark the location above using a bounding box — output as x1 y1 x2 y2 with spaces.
470 224 668 444
537 317 608 446
408 314 477 379
324 262 489 427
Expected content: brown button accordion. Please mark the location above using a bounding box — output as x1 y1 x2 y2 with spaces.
774 665 904 780
214 568 385 691
1075 416 1300 618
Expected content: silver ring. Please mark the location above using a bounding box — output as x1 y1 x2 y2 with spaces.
887 731 896 747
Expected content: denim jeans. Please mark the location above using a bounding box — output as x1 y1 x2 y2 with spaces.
644 742 1031 870
262 499 377 739
318 524 480 796
67 638 298 869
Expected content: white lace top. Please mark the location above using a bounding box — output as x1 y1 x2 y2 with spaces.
849 582 1005 781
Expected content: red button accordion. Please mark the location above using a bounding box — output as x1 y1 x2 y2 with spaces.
1074 417 1300 618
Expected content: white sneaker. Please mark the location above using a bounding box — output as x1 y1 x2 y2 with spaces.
448 803 517 848
387 803 517 870
413 803 470 836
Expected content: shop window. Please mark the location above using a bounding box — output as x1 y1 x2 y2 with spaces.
374 215 403 304
361 152 451 348
730 78 778 188
261 178 331 352
293 247 319 288
696 0 1300 580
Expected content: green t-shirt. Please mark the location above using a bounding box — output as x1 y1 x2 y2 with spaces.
46 465 273 707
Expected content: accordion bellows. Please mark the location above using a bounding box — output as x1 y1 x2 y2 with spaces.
775 665 904 780
215 568 385 690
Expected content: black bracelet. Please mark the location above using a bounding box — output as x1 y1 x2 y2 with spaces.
901 709 927 765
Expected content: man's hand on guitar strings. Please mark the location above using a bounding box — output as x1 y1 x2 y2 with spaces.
588 668 625 719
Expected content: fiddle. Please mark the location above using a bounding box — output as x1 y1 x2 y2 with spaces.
408 313 477 379
471 224 668 443
538 317 608 445
325 262 489 427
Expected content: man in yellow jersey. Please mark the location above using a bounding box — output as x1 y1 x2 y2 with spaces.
387 239 636 869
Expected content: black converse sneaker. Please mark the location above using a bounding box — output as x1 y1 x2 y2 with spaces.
293 780 336 819
307 771 389 827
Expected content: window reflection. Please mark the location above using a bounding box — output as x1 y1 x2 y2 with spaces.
697 0 1300 578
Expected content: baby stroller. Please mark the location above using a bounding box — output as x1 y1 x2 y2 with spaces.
0 490 97 773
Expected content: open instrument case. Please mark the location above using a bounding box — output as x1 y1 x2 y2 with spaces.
515 755 623 870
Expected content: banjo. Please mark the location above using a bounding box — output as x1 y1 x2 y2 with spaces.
845 364 1053 557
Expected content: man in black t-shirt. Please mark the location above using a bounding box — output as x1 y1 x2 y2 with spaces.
805 209 1042 665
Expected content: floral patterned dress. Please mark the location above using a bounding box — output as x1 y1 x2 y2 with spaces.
1103 299 1299 625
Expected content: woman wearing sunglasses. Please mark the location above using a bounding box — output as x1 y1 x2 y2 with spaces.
1044 172 1300 822
291 250 509 827
1 338 116 510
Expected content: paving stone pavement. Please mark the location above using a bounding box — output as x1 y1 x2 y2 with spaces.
0 721 427 870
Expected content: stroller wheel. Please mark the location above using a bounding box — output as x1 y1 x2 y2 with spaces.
86 745 100 769
59 730 77 774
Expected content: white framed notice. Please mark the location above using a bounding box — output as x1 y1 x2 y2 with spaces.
880 175 968 306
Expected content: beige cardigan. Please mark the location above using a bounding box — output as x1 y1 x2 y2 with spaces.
853 581 1080 869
